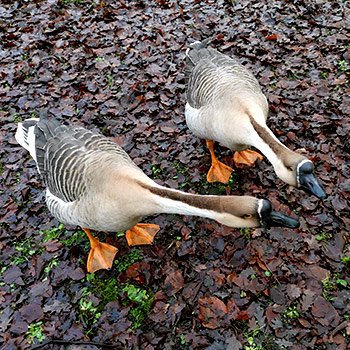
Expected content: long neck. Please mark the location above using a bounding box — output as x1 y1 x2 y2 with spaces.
139 182 224 220
248 114 296 167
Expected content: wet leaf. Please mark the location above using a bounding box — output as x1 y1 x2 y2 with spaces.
19 304 44 323
164 269 185 296
198 296 228 329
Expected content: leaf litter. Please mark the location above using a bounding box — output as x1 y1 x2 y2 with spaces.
0 0 349 349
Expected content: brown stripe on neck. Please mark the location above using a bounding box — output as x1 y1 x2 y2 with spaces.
248 114 289 158
139 182 223 213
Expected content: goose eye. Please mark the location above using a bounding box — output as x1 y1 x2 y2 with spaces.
243 214 253 219
288 166 293 172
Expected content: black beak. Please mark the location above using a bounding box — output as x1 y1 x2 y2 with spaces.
262 211 300 229
299 173 326 199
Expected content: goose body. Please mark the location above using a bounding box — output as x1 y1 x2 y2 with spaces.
16 117 299 272
185 41 325 199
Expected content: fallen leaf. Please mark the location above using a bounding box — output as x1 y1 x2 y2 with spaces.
198 296 228 329
19 304 44 323
164 269 185 296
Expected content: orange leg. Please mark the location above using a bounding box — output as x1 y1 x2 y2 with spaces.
83 228 118 273
206 140 233 184
233 149 263 168
125 223 160 246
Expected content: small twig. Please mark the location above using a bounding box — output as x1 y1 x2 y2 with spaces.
30 339 124 350
330 320 349 337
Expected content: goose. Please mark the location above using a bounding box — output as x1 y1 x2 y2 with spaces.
15 117 299 273
185 40 325 199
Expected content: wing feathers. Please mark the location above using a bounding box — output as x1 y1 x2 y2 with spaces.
186 42 261 109
16 118 134 205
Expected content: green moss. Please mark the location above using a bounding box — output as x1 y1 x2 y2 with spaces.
82 249 152 329
75 249 152 332
243 328 264 350
243 327 282 350
60 0 84 5
122 283 154 329
79 287 101 333
106 73 114 88
288 71 299 80
283 306 300 320
114 249 142 273
264 270 271 277
341 255 350 264
89 275 119 306
43 257 59 274
315 231 332 242
151 164 162 179
337 60 349 72
322 274 348 300
178 334 187 346
26 321 45 344
171 160 239 194
41 224 89 250
320 71 328 79
85 273 153 329
239 227 253 240
12 237 44 265
60 230 86 247
198 172 239 195
12 113 22 123
41 224 66 242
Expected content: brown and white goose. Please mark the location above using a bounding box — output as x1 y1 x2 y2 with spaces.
15 117 299 273
185 40 325 199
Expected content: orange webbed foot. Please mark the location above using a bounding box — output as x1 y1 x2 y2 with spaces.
125 223 160 246
205 139 234 183
233 150 263 168
83 228 118 273
207 161 233 183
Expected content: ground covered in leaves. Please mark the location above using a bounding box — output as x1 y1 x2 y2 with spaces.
0 0 349 349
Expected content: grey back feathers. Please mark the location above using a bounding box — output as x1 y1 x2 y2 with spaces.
17 118 133 204
186 46 264 110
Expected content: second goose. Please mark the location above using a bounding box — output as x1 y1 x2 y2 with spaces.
185 40 325 199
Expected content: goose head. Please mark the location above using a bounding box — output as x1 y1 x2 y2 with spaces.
274 156 326 199
216 196 300 229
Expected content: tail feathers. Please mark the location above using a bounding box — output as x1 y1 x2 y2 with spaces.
36 117 61 141
15 118 39 163
35 117 61 153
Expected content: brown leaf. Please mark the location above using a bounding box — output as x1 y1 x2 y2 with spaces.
149 301 169 323
311 296 340 327
286 284 302 299
226 299 240 320
42 240 62 252
124 261 151 284
270 287 286 305
266 305 279 324
3 265 24 285
266 34 278 41
68 267 85 281
301 289 317 312
198 296 228 329
164 270 184 296
305 265 330 281
19 304 44 323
